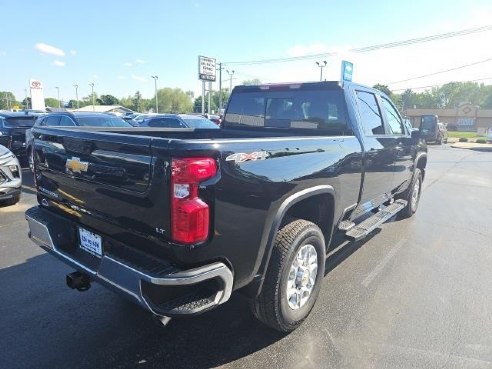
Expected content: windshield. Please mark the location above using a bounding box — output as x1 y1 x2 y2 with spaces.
181 117 219 129
3 117 36 128
75 116 132 127
420 116 437 130
224 89 350 133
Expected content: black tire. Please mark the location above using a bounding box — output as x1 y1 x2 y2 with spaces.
0 193 21 207
399 168 422 219
250 219 326 332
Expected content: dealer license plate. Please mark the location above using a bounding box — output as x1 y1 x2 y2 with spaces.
79 227 102 257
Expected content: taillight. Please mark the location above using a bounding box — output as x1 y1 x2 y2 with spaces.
171 157 217 244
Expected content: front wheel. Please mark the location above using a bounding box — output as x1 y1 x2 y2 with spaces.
250 219 326 332
399 168 422 218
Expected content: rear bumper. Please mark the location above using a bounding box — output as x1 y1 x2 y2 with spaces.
25 206 233 318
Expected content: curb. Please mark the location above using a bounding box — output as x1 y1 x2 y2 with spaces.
450 144 492 152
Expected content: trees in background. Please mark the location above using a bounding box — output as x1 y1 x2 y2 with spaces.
373 82 492 110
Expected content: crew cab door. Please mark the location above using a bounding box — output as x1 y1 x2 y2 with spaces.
378 96 413 193
354 89 395 209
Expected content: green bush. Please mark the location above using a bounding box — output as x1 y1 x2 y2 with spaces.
459 137 468 142
476 139 487 144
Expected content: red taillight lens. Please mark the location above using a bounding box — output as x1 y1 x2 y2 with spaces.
171 157 217 244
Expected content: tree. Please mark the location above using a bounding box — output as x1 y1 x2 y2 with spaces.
0 91 17 110
242 79 262 86
154 88 193 113
373 84 392 96
193 90 230 113
97 94 119 105
45 97 60 108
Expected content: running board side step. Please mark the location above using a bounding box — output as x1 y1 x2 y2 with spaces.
345 199 407 242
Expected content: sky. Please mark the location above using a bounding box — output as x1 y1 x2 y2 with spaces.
1 0 492 103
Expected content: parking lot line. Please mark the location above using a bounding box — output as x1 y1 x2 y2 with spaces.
362 238 407 287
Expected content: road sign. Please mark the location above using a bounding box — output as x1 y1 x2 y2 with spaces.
198 56 216 81
341 60 353 82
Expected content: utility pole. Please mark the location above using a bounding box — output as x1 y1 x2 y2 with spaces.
24 89 29 110
226 69 235 95
218 63 224 112
55 86 61 108
89 83 95 111
151 75 158 113
73 84 79 109
316 61 327 81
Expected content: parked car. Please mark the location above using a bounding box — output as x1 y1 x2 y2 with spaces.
0 144 22 206
487 126 492 143
190 113 222 127
25 81 426 332
26 112 132 171
0 112 40 159
139 114 220 129
419 115 448 144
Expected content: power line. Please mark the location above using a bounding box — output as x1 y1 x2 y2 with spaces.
388 57 492 85
223 24 492 66
391 77 492 92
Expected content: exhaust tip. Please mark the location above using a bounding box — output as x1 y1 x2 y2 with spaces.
66 271 91 292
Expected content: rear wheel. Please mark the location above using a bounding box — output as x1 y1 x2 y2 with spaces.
250 219 326 332
399 168 422 218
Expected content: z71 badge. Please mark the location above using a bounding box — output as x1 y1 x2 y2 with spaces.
225 151 268 163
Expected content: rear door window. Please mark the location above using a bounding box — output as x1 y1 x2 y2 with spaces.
42 116 61 126
59 116 77 126
355 91 384 135
381 97 403 135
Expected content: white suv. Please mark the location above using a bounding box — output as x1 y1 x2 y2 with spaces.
0 145 22 206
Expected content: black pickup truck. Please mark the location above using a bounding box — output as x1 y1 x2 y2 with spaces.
25 81 427 332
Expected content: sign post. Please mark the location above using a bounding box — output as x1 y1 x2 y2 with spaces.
341 60 354 83
198 56 216 114
29 79 45 110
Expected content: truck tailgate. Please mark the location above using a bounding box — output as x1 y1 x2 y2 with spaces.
33 128 171 241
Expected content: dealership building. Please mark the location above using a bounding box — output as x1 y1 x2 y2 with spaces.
404 103 492 133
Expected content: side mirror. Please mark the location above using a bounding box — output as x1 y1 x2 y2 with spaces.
411 130 420 139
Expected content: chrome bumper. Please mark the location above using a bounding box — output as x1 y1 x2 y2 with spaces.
25 206 233 318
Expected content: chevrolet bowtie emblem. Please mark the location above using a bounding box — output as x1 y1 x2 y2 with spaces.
66 157 89 173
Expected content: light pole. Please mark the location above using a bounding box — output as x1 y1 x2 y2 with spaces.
217 63 224 112
316 61 327 81
226 69 235 94
89 83 95 111
151 75 158 113
73 84 79 109
55 86 61 108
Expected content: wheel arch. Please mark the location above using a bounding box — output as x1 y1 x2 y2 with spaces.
243 185 336 298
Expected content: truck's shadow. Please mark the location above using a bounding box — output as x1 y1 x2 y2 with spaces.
1 230 377 369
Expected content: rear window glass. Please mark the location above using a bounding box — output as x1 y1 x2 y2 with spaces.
421 116 437 130
224 89 350 134
3 117 36 127
75 116 131 127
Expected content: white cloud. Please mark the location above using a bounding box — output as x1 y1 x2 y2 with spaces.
0 51 6 56
70 49 77 55
131 74 148 82
53 60 65 67
135 59 145 64
287 43 332 58
124 62 133 67
117 75 126 80
35 42 65 57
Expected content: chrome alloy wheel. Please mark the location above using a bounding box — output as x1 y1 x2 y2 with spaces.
411 177 421 211
286 244 318 310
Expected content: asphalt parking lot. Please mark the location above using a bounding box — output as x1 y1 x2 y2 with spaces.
1 145 491 369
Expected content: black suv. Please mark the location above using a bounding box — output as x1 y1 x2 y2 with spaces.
0 112 40 158
26 112 132 170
